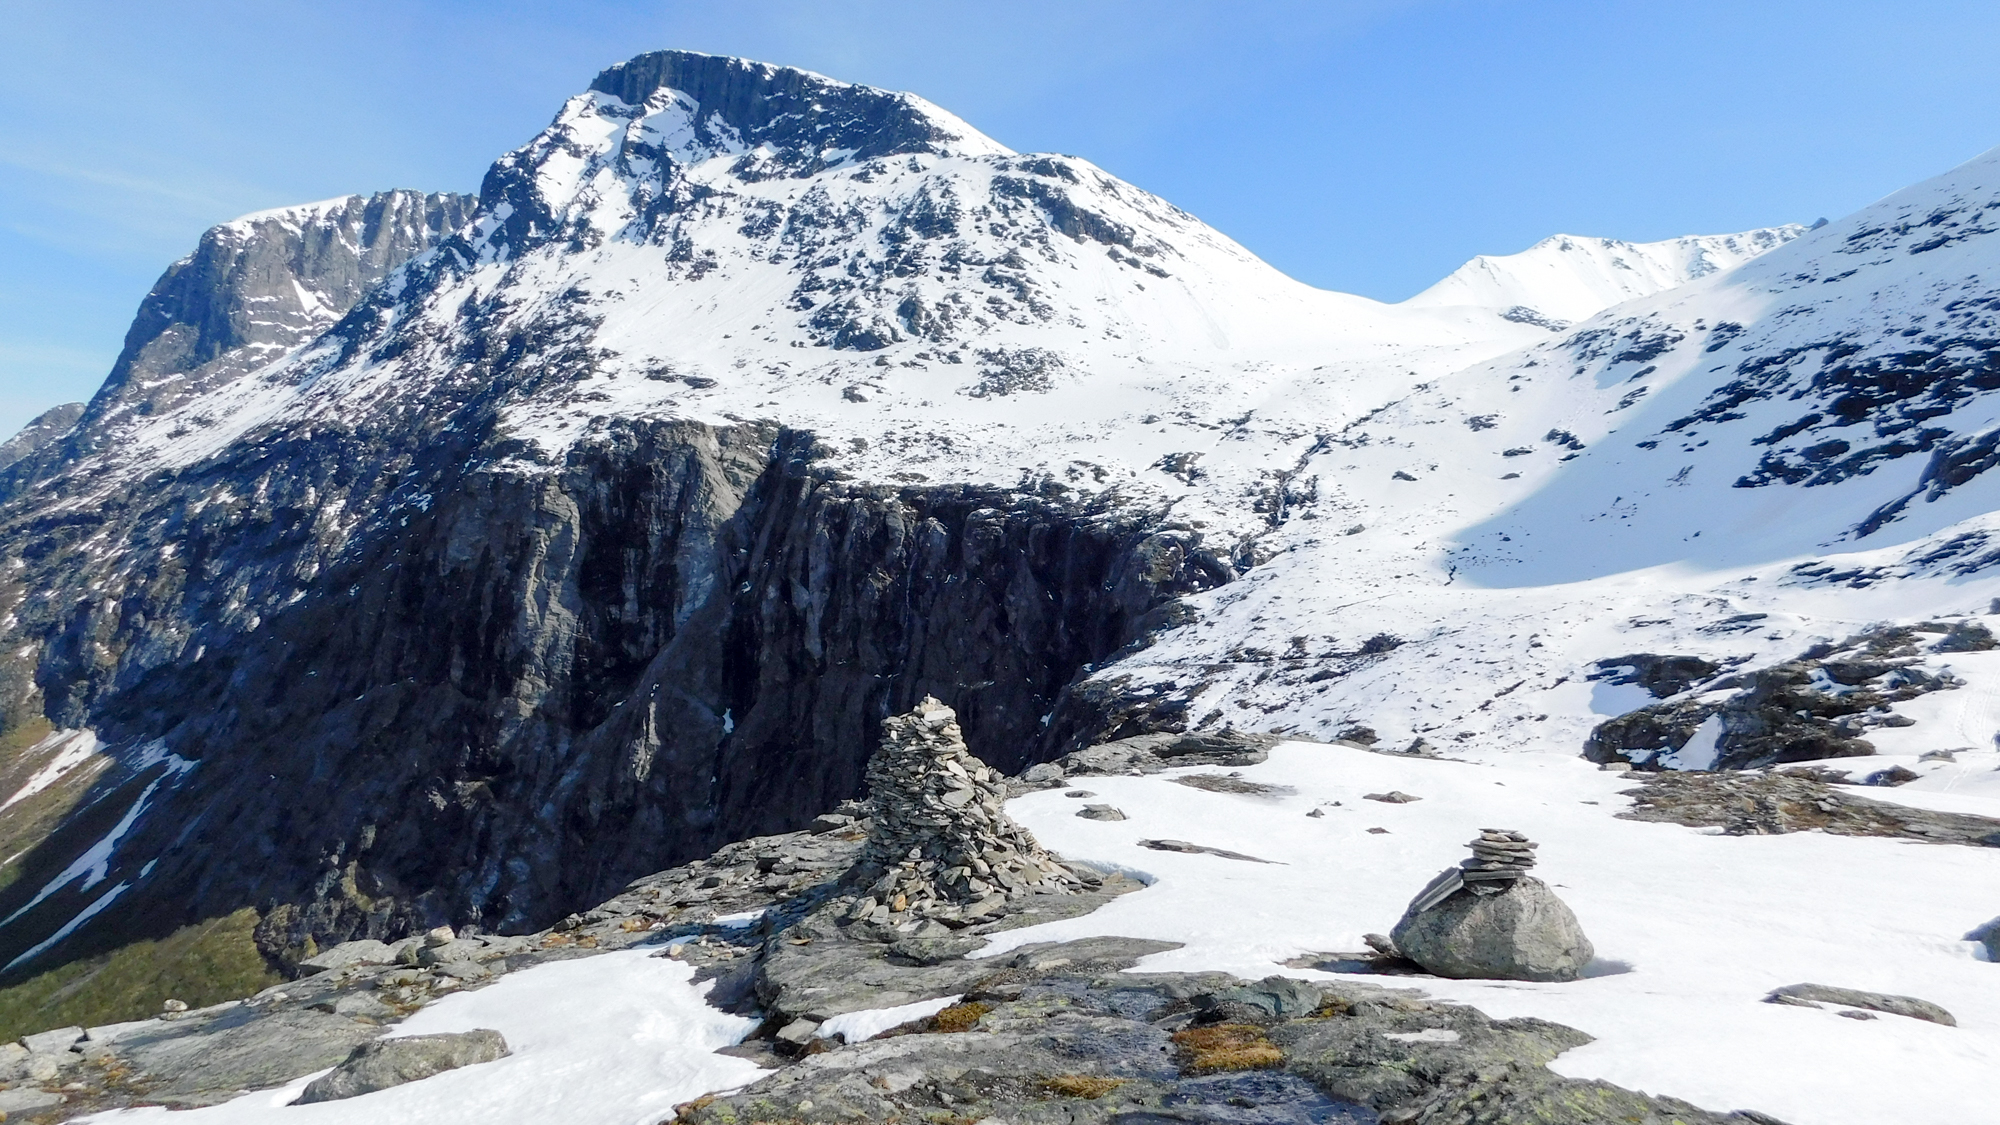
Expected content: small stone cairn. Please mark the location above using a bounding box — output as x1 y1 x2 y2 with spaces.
845 697 1085 923
1408 829 1538 911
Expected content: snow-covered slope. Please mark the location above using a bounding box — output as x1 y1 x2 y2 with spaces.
1086 142 2000 770
1404 226 1805 328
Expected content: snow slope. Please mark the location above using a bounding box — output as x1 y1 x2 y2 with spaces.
1071 142 2000 770
992 743 2000 1125
1405 227 1805 327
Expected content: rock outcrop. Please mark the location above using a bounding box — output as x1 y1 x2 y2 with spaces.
0 403 83 472
1764 983 1954 1025
846 698 1087 921
1619 768 2000 846
1390 832 1594 982
0 416 1223 975
1586 623 1991 771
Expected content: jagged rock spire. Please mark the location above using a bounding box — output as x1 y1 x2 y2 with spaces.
847 697 1082 920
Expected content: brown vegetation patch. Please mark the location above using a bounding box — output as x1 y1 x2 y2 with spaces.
1042 1074 1128 1099
931 1000 993 1032
1171 1023 1284 1074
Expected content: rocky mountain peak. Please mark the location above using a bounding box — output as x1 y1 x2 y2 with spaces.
472 49 1008 258
3 189 475 494
589 50 1008 167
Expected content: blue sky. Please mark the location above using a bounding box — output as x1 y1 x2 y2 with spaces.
3 0 1999 436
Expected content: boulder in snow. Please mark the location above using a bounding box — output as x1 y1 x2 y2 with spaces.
1390 876 1593 982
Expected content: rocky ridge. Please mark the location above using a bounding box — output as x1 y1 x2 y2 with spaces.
3 189 475 496
0 404 83 473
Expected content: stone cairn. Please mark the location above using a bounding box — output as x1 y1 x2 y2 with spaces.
1407 828 1538 913
845 697 1085 923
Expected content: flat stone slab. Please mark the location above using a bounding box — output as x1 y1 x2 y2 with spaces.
0 1086 65 1114
1766 983 1955 1025
298 938 399 974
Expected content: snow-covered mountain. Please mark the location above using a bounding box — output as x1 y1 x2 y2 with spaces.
1404 226 1806 328
0 48 1996 1125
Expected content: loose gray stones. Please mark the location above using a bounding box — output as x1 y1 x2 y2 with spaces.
1406 828 1539 912
293 1029 510 1103
1389 830 1594 982
1076 804 1127 821
846 697 1088 921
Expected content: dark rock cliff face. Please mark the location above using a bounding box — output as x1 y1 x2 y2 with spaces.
0 416 1224 971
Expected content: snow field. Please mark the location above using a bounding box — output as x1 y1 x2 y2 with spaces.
990 743 2000 1125
81 951 762 1125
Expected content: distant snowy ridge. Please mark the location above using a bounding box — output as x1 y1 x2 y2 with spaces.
1404 226 1805 327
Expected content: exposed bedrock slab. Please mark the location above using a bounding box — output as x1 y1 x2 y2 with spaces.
294 1028 510 1103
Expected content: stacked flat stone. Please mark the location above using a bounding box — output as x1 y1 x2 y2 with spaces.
847 697 1083 922
1460 829 1537 892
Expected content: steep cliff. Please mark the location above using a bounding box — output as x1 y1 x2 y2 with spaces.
3 190 475 496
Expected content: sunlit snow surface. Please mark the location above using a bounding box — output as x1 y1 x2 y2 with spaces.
993 744 2000 1125
816 994 963 1042
81 951 762 1125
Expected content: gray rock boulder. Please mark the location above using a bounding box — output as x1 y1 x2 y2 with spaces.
298 938 399 974
1966 915 2000 961
0 1087 65 1115
19 1025 83 1054
1390 876 1594 982
120 1009 384 1107
294 1029 510 1104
